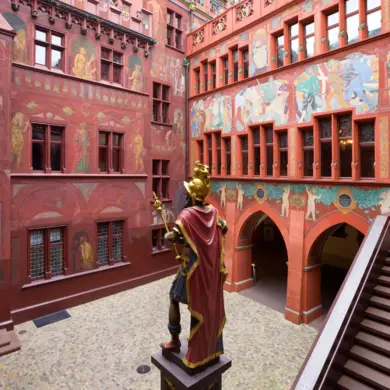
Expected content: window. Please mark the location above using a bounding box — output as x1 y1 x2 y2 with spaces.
167 9 182 50
31 124 64 172
211 61 217 89
345 0 359 45
34 27 64 70
101 48 123 84
153 82 170 124
197 140 204 163
206 134 213 175
203 61 208 92
224 137 231 175
289 22 299 63
222 55 229 85
29 227 65 281
327 11 340 50
319 117 332 177
232 48 239 82
278 132 288 177
366 0 381 38
338 115 352 178
276 34 284 67
253 127 260 176
304 21 315 58
216 133 221 175
152 228 168 252
242 47 249 79
97 221 123 265
194 68 200 94
152 159 170 199
241 135 248 176
302 128 314 177
265 126 273 176
98 131 123 173
358 121 375 178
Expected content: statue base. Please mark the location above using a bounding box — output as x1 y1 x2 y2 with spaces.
151 343 232 390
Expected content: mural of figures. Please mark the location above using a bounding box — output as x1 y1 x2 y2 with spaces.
190 93 232 138
128 54 144 93
236 183 244 211
173 109 184 139
170 58 185 97
235 79 289 130
295 53 379 123
71 37 97 80
379 190 390 214
2 12 27 64
217 183 227 207
144 0 165 37
11 112 28 168
305 186 321 221
387 55 390 98
72 232 94 271
132 128 145 171
75 123 90 173
250 28 268 76
162 204 176 223
281 186 290 217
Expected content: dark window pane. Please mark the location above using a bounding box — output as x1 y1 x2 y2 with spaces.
153 160 160 175
101 62 110 81
320 142 332 177
338 115 352 137
277 49 284 67
32 143 44 170
280 151 288 176
99 147 107 171
253 128 260 144
242 152 248 175
266 127 273 144
241 136 248 151
101 49 111 60
319 117 332 139
152 230 158 249
160 228 166 248
304 150 314 177
112 149 120 172
113 52 122 64
279 133 288 148
97 223 109 265
233 62 238 82
113 133 121 146
50 143 61 171
162 178 169 198
359 122 375 143
266 147 273 176
49 228 64 276
112 221 123 262
360 146 375 178
99 132 108 145
113 65 121 83
51 127 62 142
254 146 260 175
162 86 169 101
162 160 169 175
162 103 169 123
153 178 160 195
51 49 62 69
199 141 204 163
304 130 314 146
153 101 160 122
35 45 46 65
153 83 160 99
340 142 352 177
33 125 46 140
167 26 173 46
243 61 249 79
30 229 45 280
175 31 182 49
217 148 221 175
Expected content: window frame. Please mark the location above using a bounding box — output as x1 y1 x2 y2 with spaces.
241 46 249 79
100 47 124 85
357 119 375 179
325 7 340 51
345 0 360 45
167 9 183 50
98 130 124 173
300 126 314 178
288 21 299 64
303 19 315 59
152 159 170 200
210 61 217 89
240 134 249 176
97 220 125 266
275 32 285 68
215 132 222 175
206 134 213 175
277 130 288 177
224 137 231 176
202 60 208 92
152 82 171 124
232 47 239 82
34 26 65 71
252 126 261 176
221 55 229 86
152 227 171 253
365 0 381 38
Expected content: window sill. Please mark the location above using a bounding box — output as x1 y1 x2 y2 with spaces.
149 198 172 204
165 44 185 54
22 261 131 289
151 121 173 128
151 248 172 256
11 173 148 178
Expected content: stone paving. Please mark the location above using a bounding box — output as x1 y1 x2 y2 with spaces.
0 276 317 390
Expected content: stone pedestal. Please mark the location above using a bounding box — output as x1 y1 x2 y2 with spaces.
151 344 232 390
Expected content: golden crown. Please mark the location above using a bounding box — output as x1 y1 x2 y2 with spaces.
184 161 211 202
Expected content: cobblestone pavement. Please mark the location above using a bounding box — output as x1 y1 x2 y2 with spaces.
0 276 317 390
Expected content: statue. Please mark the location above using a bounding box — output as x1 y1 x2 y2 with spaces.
154 161 228 370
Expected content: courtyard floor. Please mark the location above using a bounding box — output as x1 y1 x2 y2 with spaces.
0 276 317 390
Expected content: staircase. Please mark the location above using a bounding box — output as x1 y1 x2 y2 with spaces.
337 257 390 390
0 328 20 356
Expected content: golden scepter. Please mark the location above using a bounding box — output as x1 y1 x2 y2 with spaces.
153 192 181 262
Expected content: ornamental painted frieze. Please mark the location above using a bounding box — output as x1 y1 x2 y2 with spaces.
212 15 227 36
236 0 254 22
192 28 204 47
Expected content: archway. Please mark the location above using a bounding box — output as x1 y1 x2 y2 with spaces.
238 211 288 313
308 222 365 326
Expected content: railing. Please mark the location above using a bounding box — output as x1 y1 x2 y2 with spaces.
292 214 390 390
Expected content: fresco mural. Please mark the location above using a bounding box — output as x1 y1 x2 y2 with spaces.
250 28 269 76
211 181 390 226
173 108 184 139
144 0 165 38
72 232 94 271
131 128 145 171
71 37 97 80
128 54 144 93
190 93 232 138
11 112 28 168
2 12 27 64
74 123 91 173
295 53 379 123
387 54 390 98
235 79 289 130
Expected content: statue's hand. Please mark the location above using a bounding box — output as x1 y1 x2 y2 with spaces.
164 231 176 242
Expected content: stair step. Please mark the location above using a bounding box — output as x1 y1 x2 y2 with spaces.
385 257 390 265
344 359 390 389
370 296 390 311
383 266 390 276
361 319 390 341
366 307 390 325
375 285 390 299
350 345 390 374
0 329 11 348
337 375 375 390
379 275 390 287
356 332 390 356
0 330 20 357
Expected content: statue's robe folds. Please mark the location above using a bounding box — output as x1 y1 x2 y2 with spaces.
174 205 228 368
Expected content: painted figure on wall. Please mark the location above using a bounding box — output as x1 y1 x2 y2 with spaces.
281 186 290 217
170 58 185 96
295 53 379 123
80 233 94 270
2 13 27 64
128 54 144 92
250 28 268 76
217 183 227 207
75 123 90 173
236 183 244 211
162 204 176 223
235 79 289 129
71 38 97 80
379 190 390 214
173 109 184 139
11 112 28 168
306 186 321 221
132 128 144 171
144 0 164 37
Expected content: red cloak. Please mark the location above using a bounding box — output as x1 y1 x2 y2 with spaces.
176 205 227 368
